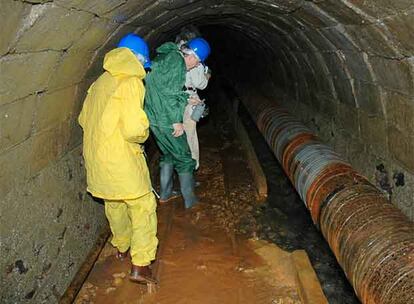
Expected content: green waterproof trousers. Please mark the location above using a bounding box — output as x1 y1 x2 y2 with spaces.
151 126 196 173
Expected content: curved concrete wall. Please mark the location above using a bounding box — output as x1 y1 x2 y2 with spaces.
0 0 413 302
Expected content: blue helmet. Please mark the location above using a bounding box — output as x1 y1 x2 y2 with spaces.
188 37 211 62
117 33 151 68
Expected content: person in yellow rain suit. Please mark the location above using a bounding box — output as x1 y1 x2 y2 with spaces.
78 34 157 284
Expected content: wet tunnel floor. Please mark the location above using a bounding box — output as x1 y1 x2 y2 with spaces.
74 91 359 304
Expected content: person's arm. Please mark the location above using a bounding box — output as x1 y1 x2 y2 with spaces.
168 91 188 124
153 51 189 124
187 64 209 90
117 79 149 143
78 100 87 129
78 83 95 128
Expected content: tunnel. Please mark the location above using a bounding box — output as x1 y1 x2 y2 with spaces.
1 0 414 303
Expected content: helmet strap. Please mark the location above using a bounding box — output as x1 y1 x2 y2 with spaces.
135 53 145 65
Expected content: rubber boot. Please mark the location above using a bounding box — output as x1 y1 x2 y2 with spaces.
159 163 175 203
130 265 157 284
178 173 198 209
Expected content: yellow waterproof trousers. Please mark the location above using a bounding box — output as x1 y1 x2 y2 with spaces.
104 192 158 266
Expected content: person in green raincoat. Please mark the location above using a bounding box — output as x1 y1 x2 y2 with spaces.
145 38 211 209
79 34 157 284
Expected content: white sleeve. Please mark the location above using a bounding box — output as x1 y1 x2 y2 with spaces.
185 64 209 90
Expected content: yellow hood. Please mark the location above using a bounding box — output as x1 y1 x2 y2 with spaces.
103 47 146 79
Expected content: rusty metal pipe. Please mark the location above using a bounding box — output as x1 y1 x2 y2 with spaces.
242 96 414 304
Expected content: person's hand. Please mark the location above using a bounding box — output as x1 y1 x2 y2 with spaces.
188 97 201 105
172 123 184 137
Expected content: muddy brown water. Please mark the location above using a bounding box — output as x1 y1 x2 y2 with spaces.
74 86 359 303
75 105 304 304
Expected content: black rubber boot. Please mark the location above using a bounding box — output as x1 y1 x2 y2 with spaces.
178 172 198 208
159 163 175 202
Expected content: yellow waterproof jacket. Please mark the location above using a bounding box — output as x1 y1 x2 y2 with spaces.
79 48 152 200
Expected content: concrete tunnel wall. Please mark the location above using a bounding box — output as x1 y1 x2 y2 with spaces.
0 0 413 302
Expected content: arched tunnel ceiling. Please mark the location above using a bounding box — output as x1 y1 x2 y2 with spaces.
2 0 413 100
1 0 414 173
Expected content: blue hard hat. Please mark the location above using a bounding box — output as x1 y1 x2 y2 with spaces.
188 37 211 62
118 33 151 68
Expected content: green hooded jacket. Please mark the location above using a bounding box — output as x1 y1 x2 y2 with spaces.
144 42 189 128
